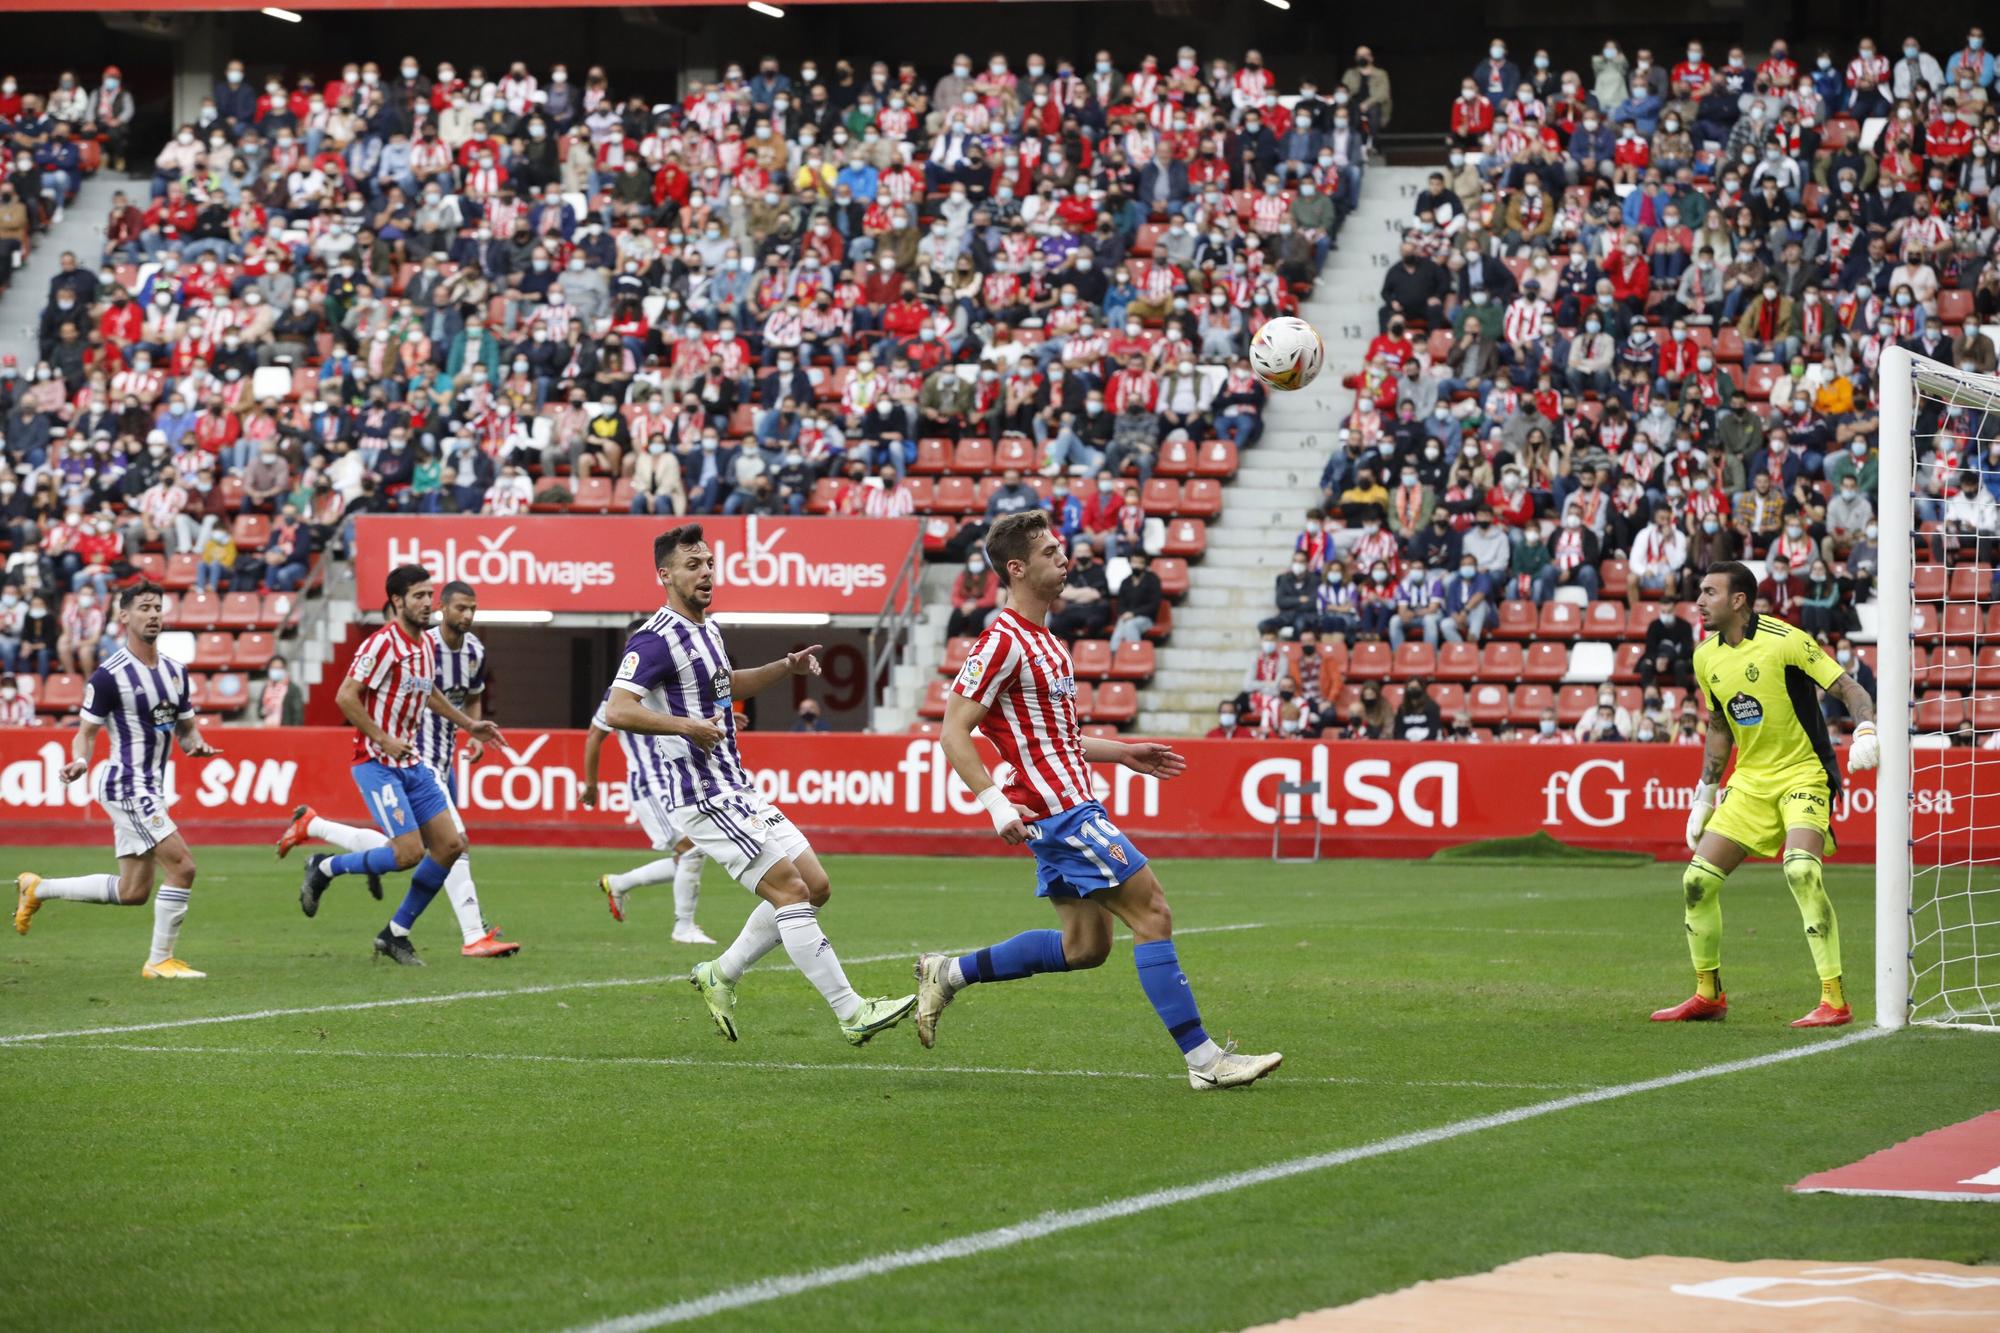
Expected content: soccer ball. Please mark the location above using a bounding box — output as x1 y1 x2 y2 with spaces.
1248 316 1325 391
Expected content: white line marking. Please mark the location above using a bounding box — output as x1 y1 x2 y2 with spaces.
1792 1187 2000 1203
564 1028 1893 1332
0 923 1266 1047
9 1042 1592 1092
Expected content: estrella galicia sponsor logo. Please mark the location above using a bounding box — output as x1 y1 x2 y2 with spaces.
1727 692 1764 726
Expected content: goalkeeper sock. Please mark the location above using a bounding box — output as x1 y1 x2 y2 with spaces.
956 930 1070 987
1823 976 1847 1009
1782 849 1843 985
1681 855 1726 983
1696 969 1722 1002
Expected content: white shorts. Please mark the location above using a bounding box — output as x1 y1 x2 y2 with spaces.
661 789 808 891
634 794 678 852
101 792 177 859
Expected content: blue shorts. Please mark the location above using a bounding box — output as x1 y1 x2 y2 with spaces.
351 761 451 839
1026 800 1149 898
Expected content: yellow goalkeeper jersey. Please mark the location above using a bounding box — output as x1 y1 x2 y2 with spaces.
1695 613 1848 797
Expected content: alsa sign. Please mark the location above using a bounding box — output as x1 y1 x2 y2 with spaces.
351 516 920 615
1 733 1986 860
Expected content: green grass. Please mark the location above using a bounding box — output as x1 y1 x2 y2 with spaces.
1 847 1993 1331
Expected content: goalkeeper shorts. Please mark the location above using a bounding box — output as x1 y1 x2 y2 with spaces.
1708 781 1837 861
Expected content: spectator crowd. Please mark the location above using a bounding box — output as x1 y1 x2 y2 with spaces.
0 43 1358 717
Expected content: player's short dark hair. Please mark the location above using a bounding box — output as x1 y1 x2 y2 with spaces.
654 524 707 568
1707 560 1757 610
985 509 1052 588
440 580 476 605
119 580 164 611
383 563 432 616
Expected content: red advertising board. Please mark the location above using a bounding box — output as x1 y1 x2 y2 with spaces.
351 515 920 617
0 729 1985 862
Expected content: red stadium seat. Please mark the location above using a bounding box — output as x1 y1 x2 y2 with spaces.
1468 682 1510 725
219 593 262 629
1509 684 1555 724
952 438 994 474
1070 639 1113 680
1436 642 1481 681
1092 681 1137 725
1080 723 1121 740
1947 565 1994 602
193 632 234 670
1974 694 2000 733
1181 479 1223 518
1612 642 1646 683
1911 603 1940 642
1943 603 1981 641
1480 642 1524 680
1151 558 1189 599
1581 601 1627 641
1155 437 1196 477
940 637 973 675
1347 641 1392 681
257 593 295 630
1427 683 1465 718
1391 643 1436 680
1915 692 1967 732
1713 326 1745 363
1494 600 1537 639
1070 681 1097 720
1920 645 1975 690
1161 519 1207 558
993 436 1037 472
1913 565 1948 601
912 438 952 475
808 478 839 514
1193 440 1239 478
1598 558 1629 600
1144 600 1173 641
1523 642 1569 682
931 477 977 514
1938 289 1974 326
1977 646 2000 687
1141 479 1183 516
901 477 937 512
131 554 166 582
570 477 613 513
40 673 85 713
1744 363 1783 397
175 590 221 631
919 680 949 720
1537 601 1583 639
1556 684 1598 725
1109 641 1156 680
231 515 270 551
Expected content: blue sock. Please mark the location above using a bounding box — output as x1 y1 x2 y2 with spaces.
956 929 1070 985
390 856 450 933
1133 939 1209 1054
328 846 400 878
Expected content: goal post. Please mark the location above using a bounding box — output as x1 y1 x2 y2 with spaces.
1876 345 2000 1032
1876 346 1913 1031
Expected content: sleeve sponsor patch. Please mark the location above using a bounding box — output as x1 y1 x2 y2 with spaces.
956 650 987 692
349 649 377 681
80 682 95 713
616 651 642 682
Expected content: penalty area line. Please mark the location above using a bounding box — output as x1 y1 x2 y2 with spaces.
561 1027 1892 1333
0 922 1266 1048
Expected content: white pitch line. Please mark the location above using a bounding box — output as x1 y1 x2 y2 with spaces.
0 922 1267 1048
565 1028 1893 1333
12 1042 1593 1093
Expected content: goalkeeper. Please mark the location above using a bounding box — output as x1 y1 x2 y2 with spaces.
1654 562 1879 1029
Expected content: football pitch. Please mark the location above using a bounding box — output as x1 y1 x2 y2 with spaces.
2 848 1993 1330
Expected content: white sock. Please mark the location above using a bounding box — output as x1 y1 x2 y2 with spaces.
945 956 967 990
672 853 703 928
716 900 781 983
34 873 120 903
773 902 861 1022
607 857 679 895
310 816 388 854
444 857 485 945
1185 1038 1222 1069
149 886 190 964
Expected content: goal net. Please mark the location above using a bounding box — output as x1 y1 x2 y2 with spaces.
1878 347 1999 1031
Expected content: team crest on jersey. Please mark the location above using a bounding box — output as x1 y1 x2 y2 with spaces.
617 651 641 681
1745 664 1760 683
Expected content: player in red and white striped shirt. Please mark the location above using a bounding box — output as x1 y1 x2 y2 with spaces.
299 565 505 965
911 508 1282 1091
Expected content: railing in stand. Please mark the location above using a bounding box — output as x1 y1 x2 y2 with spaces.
864 528 925 733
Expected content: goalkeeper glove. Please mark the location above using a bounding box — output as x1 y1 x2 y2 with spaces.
1848 721 1879 773
1686 781 1718 852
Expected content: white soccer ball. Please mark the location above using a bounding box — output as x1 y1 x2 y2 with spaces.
1248 315 1325 392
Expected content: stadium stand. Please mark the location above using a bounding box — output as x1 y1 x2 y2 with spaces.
1257 31 2000 744
1 44 1350 730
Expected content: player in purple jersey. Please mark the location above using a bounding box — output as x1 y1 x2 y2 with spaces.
13 583 222 978
601 524 915 1045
